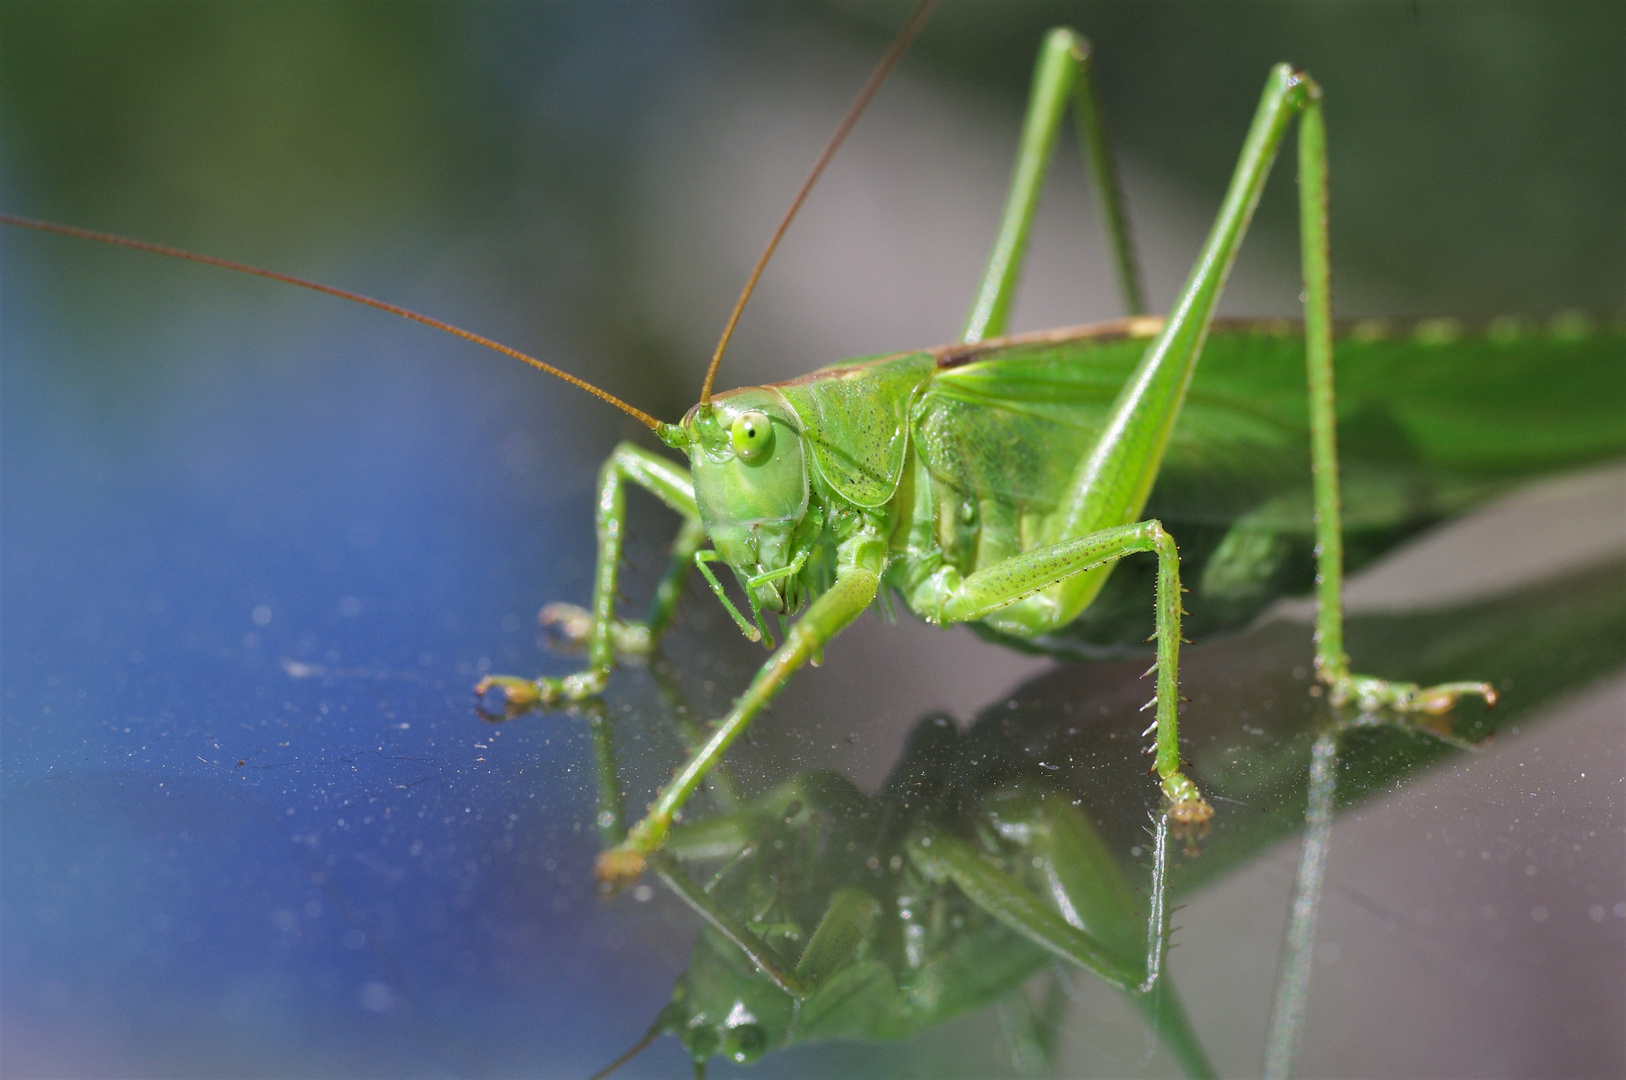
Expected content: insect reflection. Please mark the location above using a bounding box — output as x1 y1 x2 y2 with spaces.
581 699 1212 1080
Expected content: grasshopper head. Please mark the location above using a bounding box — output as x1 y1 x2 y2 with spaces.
681 388 812 615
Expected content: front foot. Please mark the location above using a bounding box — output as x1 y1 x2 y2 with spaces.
1327 673 1497 716
540 603 652 660
474 668 608 719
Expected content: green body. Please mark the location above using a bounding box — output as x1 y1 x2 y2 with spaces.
695 314 1624 654
471 28 1619 895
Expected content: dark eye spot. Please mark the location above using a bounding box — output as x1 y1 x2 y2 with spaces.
730 411 774 462
724 1023 768 1063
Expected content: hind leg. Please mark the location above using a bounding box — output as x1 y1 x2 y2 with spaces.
1293 91 1495 716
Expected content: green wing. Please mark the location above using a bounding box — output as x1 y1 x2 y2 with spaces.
919 319 1626 653
917 335 1159 515
918 332 1304 522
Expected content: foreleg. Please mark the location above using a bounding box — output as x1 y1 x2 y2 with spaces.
476 441 698 709
537 517 706 657
597 528 887 886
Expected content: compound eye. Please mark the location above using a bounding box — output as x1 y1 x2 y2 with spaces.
723 1023 768 1064
729 410 775 463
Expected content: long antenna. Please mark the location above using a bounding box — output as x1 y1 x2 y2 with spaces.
697 0 939 406
0 213 664 430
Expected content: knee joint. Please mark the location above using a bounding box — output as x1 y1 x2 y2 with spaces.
1146 519 1176 557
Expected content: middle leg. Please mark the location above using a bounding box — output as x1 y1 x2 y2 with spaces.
598 529 887 886
477 441 699 711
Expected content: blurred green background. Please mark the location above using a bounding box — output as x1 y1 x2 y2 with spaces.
4 1 1621 407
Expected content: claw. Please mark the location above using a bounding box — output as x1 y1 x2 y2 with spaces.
1167 798 1214 825
1416 681 1498 714
1415 690 1458 715
474 674 550 719
474 674 539 704
1161 773 1213 825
